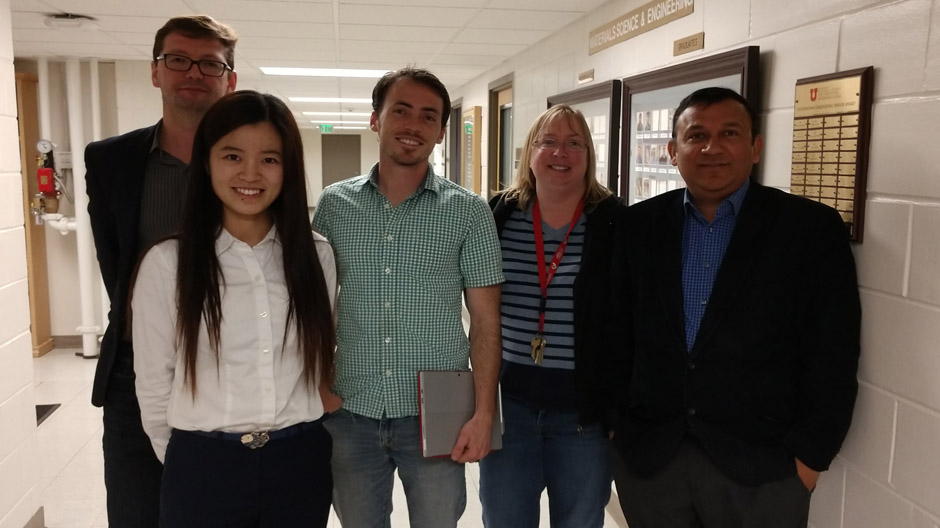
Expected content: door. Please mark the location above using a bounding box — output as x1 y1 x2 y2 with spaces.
321 134 361 188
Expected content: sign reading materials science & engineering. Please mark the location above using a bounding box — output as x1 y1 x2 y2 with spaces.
589 0 695 55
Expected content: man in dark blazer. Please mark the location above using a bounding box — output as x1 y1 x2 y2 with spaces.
85 15 236 527
607 87 861 528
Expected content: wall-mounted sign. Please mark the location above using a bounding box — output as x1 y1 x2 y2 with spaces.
789 67 873 242
674 32 704 56
589 0 694 55
461 106 482 194
320 124 333 133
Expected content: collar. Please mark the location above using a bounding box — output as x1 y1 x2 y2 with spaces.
148 120 164 154
214 224 279 255
683 179 750 220
360 162 440 194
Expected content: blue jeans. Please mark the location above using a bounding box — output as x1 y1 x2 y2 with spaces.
323 409 467 528
479 398 611 528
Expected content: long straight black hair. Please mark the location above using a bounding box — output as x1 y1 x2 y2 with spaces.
176 90 335 396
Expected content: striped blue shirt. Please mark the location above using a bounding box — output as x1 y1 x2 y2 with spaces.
682 181 749 352
498 207 585 409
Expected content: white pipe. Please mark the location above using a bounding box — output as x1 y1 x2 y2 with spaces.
89 60 102 142
89 59 109 343
65 58 100 359
37 57 52 141
40 213 77 235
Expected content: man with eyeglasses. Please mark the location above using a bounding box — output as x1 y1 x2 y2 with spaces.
85 15 237 527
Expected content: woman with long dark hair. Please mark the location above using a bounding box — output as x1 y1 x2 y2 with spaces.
131 90 336 527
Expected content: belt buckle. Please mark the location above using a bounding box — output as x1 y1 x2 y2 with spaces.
240 431 270 449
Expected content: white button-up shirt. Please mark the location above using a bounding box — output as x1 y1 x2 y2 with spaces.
132 227 337 462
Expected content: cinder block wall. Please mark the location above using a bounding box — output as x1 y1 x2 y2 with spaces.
0 0 43 526
453 1 940 526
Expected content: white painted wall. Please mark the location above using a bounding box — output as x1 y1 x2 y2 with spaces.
450 0 940 526
0 0 43 526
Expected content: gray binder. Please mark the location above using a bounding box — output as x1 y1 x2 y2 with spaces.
418 370 503 458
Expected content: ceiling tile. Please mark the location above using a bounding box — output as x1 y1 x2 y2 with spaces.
339 4 477 27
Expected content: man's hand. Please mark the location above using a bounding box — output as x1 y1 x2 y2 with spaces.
450 411 494 463
795 458 820 492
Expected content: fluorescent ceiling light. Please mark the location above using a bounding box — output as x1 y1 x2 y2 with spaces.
335 126 368 130
303 111 372 117
262 67 390 78
290 97 372 104
310 120 369 125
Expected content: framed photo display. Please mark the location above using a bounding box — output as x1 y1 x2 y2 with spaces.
548 80 623 192
619 46 760 203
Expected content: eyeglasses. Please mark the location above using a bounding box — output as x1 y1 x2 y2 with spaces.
157 54 233 77
534 137 589 152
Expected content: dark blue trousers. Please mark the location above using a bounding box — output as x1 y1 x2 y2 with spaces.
102 349 163 528
160 421 332 528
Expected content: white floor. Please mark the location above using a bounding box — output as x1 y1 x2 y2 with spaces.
34 347 625 527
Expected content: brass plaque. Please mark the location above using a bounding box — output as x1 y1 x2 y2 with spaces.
794 77 862 118
674 32 705 56
589 0 695 54
789 68 872 241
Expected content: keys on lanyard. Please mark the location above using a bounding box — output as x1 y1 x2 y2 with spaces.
530 198 583 366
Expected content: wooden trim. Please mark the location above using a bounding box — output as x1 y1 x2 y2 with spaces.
16 73 54 357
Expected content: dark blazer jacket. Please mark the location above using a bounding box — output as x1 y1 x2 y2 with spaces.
608 182 861 486
491 193 624 427
86 124 157 407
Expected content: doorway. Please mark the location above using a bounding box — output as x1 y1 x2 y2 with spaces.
321 134 362 187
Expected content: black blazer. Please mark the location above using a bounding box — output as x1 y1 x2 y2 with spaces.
608 182 861 486
491 193 624 426
86 125 157 407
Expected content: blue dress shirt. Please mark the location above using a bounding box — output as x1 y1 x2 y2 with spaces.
681 181 750 352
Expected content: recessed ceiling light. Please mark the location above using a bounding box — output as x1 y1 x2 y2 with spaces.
289 97 372 104
303 111 372 117
44 12 99 30
262 67 390 78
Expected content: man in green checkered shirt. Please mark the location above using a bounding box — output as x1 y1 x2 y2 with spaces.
313 67 504 528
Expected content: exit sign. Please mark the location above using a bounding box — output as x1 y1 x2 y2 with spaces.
464 123 473 134
320 124 333 133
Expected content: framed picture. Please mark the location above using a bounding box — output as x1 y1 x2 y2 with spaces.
620 46 760 202
547 80 622 192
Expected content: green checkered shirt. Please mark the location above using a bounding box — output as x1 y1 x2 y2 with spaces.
313 163 504 419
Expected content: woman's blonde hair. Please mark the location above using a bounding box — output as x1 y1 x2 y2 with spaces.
502 104 611 210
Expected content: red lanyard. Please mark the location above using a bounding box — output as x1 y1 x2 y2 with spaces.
531 198 584 335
